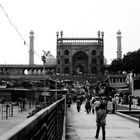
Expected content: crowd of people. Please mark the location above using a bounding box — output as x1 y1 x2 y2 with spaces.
75 96 108 140
66 93 140 140
0 96 5 104
74 96 116 114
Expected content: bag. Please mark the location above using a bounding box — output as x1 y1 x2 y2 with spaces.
92 108 94 113
99 119 106 126
85 101 91 109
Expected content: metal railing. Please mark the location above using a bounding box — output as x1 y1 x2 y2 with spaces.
0 97 66 140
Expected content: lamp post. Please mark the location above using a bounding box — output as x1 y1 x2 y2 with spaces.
55 79 57 101
41 54 47 105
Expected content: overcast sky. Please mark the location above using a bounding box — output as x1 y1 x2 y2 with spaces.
0 0 140 65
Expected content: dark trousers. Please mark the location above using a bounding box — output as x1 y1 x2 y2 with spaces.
95 125 105 140
112 104 115 113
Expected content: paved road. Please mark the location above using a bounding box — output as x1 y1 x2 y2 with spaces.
0 104 35 136
66 103 140 140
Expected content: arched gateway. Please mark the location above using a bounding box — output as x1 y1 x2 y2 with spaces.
72 51 88 74
56 31 104 75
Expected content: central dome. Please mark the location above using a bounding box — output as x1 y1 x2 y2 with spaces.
45 53 56 65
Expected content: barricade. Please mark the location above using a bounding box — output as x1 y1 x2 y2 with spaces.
1 103 14 119
0 97 66 140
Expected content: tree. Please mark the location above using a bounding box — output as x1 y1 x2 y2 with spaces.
109 49 140 74
109 58 124 73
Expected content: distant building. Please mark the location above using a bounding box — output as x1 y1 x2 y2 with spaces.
29 30 34 65
45 53 56 66
0 30 106 77
56 31 104 75
116 30 122 59
104 57 107 65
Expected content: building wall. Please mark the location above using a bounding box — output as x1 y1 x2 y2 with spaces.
0 65 56 76
56 33 104 75
0 90 11 101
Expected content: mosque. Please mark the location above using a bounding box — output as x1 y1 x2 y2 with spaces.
37 30 122 75
0 30 122 76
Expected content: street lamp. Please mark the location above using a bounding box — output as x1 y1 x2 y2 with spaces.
41 54 47 105
55 80 57 101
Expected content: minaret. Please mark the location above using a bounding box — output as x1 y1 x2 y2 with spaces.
116 30 122 59
29 30 34 65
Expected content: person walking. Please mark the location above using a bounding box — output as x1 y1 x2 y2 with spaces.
112 97 116 113
107 98 113 114
95 104 107 140
91 97 95 114
85 98 91 114
76 98 81 112
93 98 101 112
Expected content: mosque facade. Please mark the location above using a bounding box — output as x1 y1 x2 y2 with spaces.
0 30 122 76
56 31 104 75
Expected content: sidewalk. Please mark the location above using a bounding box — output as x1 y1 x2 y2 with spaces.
66 103 140 140
0 104 35 136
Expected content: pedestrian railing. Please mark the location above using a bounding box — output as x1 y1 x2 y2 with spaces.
1 103 14 119
0 97 66 140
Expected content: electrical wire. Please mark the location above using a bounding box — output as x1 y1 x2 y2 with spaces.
0 3 25 44
0 3 41 59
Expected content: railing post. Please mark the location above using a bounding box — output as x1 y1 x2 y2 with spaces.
6 104 9 119
63 95 66 117
139 116 140 128
0 98 65 140
62 96 66 140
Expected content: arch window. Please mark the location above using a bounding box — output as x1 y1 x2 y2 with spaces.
57 59 60 64
91 67 96 73
100 67 103 72
64 58 69 64
64 67 70 74
57 68 60 73
57 51 60 56
92 50 96 55
24 69 28 75
64 50 69 55
92 58 97 64
100 59 103 65
100 51 103 56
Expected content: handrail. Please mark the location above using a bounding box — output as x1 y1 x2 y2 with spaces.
0 97 66 140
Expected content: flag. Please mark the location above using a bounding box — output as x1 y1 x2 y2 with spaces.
24 40 26 45
42 50 50 56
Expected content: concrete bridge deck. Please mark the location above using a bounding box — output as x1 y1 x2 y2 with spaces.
66 103 140 140
0 102 140 140
0 104 35 136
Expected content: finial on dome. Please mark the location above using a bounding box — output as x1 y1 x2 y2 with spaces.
30 30 34 34
98 30 100 38
117 30 121 35
60 30 63 38
30 30 34 38
56 31 59 37
101 31 104 38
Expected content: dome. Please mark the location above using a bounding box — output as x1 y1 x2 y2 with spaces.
30 30 34 34
45 53 56 65
104 57 107 65
117 30 121 35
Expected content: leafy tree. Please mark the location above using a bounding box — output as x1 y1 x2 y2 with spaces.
109 58 124 73
109 49 140 74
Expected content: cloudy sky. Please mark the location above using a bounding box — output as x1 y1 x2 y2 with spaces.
0 0 140 65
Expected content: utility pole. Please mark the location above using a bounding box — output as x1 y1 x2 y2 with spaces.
41 50 50 105
55 79 57 101
41 53 47 105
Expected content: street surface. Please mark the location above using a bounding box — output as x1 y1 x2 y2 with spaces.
0 104 35 136
66 103 140 140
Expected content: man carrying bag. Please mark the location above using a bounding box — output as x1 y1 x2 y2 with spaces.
95 103 107 140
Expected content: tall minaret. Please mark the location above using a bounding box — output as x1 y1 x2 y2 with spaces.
29 30 34 65
116 30 122 59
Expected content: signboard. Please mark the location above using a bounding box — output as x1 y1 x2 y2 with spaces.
0 85 6 88
42 92 50 96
